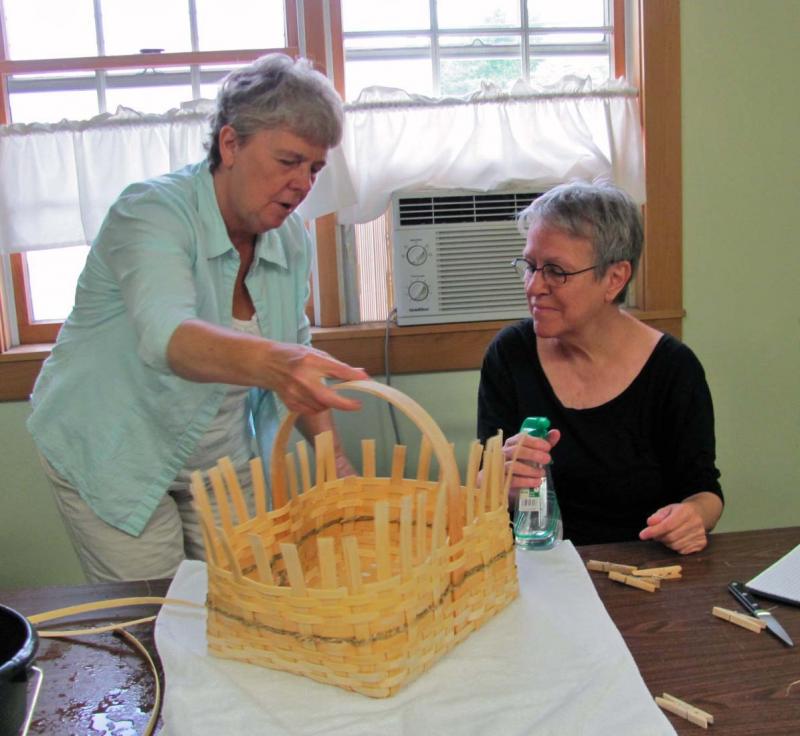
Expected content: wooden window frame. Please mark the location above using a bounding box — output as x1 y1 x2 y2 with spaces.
0 0 682 400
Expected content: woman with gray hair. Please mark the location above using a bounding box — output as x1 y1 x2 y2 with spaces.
28 54 367 582
478 181 723 554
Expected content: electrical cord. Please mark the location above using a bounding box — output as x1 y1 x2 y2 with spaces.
384 307 401 445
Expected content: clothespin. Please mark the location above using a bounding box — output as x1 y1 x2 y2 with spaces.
586 559 638 575
712 605 767 634
632 565 682 580
655 692 714 729
608 569 658 592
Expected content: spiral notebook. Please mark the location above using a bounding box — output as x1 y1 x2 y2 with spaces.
746 543 800 607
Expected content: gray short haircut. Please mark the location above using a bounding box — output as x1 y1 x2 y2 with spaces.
517 181 643 303
206 54 344 171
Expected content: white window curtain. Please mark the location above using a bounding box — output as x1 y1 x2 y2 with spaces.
0 76 644 254
336 77 645 225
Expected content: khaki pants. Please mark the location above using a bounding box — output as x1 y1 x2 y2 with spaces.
39 453 239 583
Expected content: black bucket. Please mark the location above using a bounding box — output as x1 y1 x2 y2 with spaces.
0 604 39 736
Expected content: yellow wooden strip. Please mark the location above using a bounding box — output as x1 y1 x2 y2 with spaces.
317 537 338 588
374 500 391 581
249 457 267 517
218 456 249 525
315 431 334 488
415 489 428 562
219 533 243 582
431 481 447 550
342 536 363 593
208 466 234 538
280 542 307 595
400 494 413 576
248 533 275 585
284 453 299 501
189 471 219 553
296 440 311 493
361 438 376 477
391 444 407 483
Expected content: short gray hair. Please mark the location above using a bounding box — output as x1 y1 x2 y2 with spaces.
517 181 643 303
207 54 343 171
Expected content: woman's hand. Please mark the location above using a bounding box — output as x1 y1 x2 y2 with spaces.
489 429 561 507
639 492 724 554
268 342 369 414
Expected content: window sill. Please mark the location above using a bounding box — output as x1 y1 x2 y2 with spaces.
0 310 684 402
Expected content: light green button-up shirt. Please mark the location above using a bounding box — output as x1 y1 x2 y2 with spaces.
28 161 312 535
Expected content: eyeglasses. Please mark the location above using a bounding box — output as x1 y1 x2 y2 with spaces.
511 257 598 287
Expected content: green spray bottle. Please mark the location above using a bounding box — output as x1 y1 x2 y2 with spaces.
513 416 563 550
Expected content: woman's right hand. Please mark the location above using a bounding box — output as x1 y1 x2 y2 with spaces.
501 429 561 490
269 342 369 414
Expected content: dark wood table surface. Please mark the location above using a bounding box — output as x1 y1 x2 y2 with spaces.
2 527 799 735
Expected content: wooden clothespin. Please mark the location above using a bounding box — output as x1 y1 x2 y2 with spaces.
712 605 767 634
632 565 683 580
608 569 657 593
586 559 638 575
655 692 714 729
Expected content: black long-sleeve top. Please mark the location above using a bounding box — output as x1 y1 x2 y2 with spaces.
477 320 723 545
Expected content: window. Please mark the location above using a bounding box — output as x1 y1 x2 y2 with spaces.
0 0 297 345
340 0 616 324
0 0 684 398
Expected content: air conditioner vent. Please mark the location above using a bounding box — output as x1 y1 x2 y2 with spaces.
391 187 543 326
397 191 539 226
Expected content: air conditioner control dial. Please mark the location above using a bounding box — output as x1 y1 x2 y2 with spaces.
406 245 428 266
408 280 429 301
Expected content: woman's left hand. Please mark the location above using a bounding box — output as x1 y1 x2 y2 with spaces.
638 502 708 554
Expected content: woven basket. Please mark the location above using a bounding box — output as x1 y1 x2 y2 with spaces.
190 379 518 698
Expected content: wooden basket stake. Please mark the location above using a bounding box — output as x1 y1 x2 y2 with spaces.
400 494 413 576
207 466 235 538
314 430 336 487
284 453 299 500
415 489 428 563
296 440 312 494
317 537 338 588
248 533 275 585
431 481 448 550
374 500 392 580
342 536 363 593
248 456 268 517
218 456 250 525
464 440 482 524
280 542 308 596
391 444 407 484
361 439 376 477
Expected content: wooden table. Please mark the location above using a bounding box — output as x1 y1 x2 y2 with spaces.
578 527 800 735
2 528 799 735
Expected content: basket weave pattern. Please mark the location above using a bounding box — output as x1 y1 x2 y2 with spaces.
190 380 518 698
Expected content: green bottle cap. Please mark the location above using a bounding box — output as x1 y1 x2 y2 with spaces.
520 416 550 438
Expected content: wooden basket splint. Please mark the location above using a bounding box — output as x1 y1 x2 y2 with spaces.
190 380 518 698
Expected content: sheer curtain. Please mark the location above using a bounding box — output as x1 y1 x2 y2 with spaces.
337 77 645 225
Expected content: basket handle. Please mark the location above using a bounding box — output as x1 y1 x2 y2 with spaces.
269 379 464 544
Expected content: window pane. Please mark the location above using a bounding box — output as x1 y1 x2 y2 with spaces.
105 76 194 115
345 58 433 100
195 0 286 50
437 0 520 29
3 0 97 59
527 0 607 28
441 58 521 96
101 0 191 55
9 81 100 124
26 246 90 322
529 53 609 85
342 0 430 32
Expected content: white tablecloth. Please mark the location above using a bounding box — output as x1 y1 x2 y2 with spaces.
155 542 676 736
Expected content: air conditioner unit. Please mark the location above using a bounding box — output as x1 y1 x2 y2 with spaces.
391 187 541 326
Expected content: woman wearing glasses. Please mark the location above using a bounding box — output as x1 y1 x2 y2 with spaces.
477 181 723 554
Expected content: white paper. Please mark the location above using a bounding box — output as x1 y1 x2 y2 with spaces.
155 543 675 736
